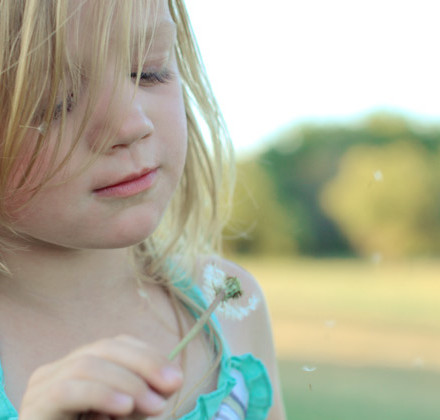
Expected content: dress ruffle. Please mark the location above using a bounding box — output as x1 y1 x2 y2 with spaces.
231 354 273 419
180 353 272 420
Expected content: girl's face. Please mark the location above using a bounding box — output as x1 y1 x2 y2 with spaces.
6 0 187 250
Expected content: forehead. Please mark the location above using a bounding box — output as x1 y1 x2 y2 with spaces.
66 0 176 62
70 0 172 24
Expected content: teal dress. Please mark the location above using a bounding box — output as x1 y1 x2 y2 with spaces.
0 280 273 419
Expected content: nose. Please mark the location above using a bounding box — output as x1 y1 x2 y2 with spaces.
87 82 154 152
110 101 154 150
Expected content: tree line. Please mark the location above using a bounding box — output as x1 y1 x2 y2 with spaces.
224 112 440 259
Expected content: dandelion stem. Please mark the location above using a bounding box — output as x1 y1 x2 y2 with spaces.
168 289 225 361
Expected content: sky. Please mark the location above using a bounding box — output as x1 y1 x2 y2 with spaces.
184 0 440 156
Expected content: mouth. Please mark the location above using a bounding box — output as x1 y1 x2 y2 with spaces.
93 167 159 198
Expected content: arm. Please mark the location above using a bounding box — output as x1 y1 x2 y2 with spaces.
200 257 287 420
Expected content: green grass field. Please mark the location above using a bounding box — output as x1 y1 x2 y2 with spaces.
279 360 440 420
234 257 440 420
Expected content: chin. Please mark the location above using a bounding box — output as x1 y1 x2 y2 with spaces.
93 214 163 249
97 231 154 249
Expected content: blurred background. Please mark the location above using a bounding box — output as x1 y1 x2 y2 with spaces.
185 1 440 418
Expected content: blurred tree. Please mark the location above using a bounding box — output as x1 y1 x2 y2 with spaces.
261 126 353 255
227 111 440 257
224 159 297 255
320 140 440 258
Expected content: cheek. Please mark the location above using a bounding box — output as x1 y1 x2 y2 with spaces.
4 137 71 217
8 155 45 189
4 151 50 215
172 105 188 162
156 82 188 171
170 84 188 159
170 112 188 184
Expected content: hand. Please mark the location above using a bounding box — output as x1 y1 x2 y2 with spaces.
18 335 183 420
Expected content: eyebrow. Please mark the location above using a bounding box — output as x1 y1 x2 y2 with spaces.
152 20 177 39
134 19 177 51
67 19 178 72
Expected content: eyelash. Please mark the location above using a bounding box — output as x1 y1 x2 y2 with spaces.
53 92 75 121
51 69 173 120
131 69 174 85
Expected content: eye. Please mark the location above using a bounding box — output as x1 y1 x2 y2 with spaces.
53 92 75 120
131 69 174 86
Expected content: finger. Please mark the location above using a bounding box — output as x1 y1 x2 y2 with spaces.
72 335 183 395
67 354 146 389
53 378 166 417
46 379 135 417
62 354 168 413
24 335 182 417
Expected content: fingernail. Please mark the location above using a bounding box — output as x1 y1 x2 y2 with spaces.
143 391 166 412
110 392 133 409
162 366 183 383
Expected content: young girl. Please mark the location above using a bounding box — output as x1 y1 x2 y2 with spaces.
0 0 285 419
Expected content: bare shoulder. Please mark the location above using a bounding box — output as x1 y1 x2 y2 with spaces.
196 255 269 352
197 255 264 305
196 255 287 419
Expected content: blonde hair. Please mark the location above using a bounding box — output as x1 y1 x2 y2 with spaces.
0 0 234 411
0 0 234 276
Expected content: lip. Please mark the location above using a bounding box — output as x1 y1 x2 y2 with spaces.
93 168 158 198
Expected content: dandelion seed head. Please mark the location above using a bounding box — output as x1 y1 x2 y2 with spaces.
224 276 242 300
202 264 259 320
203 264 224 302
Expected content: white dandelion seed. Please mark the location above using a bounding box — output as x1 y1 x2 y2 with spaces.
373 170 383 182
413 357 424 368
324 319 336 328
371 252 383 264
203 264 259 320
302 366 317 372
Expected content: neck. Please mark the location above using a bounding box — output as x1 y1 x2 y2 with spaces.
0 243 139 313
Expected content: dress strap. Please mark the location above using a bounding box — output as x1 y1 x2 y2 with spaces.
0 360 19 419
172 272 233 357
